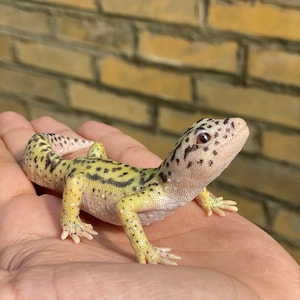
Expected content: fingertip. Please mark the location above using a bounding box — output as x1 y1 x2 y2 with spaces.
77 120 161 167
77 120 121 139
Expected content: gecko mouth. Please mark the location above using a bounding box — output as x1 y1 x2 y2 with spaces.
218 118 249 158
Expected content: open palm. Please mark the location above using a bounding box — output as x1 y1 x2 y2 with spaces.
0 111 299 299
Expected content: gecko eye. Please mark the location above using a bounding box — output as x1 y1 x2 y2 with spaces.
196 132 211 144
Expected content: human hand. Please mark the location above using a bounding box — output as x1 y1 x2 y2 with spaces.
0 111 299 299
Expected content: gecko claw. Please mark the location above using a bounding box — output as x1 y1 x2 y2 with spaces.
60 221 98 244
196 188 238 217
137 244 181 265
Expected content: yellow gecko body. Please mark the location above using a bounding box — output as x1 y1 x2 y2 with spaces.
22 117 249 265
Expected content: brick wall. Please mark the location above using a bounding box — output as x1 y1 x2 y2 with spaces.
0 0 299 262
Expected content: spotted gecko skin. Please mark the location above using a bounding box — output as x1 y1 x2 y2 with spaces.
22 117 249 265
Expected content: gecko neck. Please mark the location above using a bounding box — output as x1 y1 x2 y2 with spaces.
156 159 207 204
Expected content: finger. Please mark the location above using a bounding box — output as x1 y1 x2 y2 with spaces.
31 116 94 159
31 116 82 139
77 120 162 168
0 113 34 203
0 111 35 162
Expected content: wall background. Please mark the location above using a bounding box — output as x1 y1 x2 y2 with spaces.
0 0 299 262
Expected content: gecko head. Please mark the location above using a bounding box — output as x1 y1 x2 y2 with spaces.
159 117 249 187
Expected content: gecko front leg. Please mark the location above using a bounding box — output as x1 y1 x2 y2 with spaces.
116 192 181 265
60 173 98 244
196 187 238 217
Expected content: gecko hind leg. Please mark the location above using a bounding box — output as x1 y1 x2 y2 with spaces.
87 142 107 159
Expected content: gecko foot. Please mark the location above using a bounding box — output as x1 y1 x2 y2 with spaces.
61 220 98 244
137 244 181 265
196 188 238 217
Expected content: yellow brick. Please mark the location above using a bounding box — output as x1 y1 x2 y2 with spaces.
100 57 191 102
0 35 13 61
158 107 209 134
38 0 97 10
273 209 300 241
0 4 50 34
139 31 238 73
30 102 91 130
69 82 151 125
117 125 177 160
262 130 300 166
16 41 93 80
57 16 133 55
196 80 300 129
0 95 28 116
220 155 300 205
209 1 300 41
249 47 300 87
0 67 65 103
102 0 198 26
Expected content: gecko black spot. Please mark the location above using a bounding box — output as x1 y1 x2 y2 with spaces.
195 126 205 133
130 166 139 172
182 126 193 135
231 121 235 129
86 165 92 169
68 167 77 177
159 172 168 183
208 160 213 166
187 161 193 168
120 172 128 177
185 137 190 143
176 158 180 165
45 153 62 172
214 120 220 125
104 168 109 173
197 159 203 165
196 118 204 124
203 146 209 152
213 150 218 155
139 172 155 185
96 167 101 172
223 118 229 125
112 167 122 172
183 144 198 160
170 141 182 162
87 173 134 187
166 161 170 168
